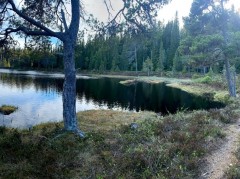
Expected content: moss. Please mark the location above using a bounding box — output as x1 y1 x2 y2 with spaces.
214 91 230 103
0 105 18 115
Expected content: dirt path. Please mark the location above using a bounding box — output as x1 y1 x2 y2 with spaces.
200 119 240 179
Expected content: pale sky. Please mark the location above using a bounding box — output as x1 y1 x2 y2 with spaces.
84 0 240 27
158 0 240 27
13 0 240 25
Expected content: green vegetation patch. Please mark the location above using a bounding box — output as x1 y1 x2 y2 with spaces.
1 106 238 178
194 75 213 84
167 82 230 104
0 105 18 115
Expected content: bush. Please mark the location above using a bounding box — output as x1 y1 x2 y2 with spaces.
195 75 212 84
192 73 201 79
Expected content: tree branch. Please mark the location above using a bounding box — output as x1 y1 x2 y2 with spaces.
105 6 125 28
8 0 63 40
61 9 68 32
68 0 80 41
6 27 57 36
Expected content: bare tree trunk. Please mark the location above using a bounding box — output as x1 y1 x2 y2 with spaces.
63 41 77 130
220 0 236 97
135 46 138 76
224 57 236 97
62 40 84 137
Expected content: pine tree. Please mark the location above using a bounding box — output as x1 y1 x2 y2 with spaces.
169 12 180 70
172 50 182 73
157 40 166 73
142 57 153 76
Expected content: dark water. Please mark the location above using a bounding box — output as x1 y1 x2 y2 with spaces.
0 70 224 128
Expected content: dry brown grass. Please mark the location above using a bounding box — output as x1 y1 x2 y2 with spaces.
78 110 156 132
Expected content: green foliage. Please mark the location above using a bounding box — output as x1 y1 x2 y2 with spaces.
142 57 153 75
172 50 182 72
192 73 201 79
162 14 180 70
208 67 214 77
195 75 212 84
157 40 166 73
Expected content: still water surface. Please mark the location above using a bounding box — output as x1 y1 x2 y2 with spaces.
0 69 224 128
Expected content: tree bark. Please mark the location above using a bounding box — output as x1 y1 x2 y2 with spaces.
62 40 77 131
220 0 236 97
61 0 85 137
62 40 84 137
224 57 236 97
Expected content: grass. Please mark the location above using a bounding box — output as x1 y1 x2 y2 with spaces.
119 76 192 85
1 103 239 178
0 105 18 115
118 74 231 104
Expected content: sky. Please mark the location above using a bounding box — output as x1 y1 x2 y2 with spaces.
13 0 240 47
158 0 240 26
13 0 240 27
84 0 240 28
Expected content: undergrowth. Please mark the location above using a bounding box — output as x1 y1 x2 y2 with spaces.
1 103 239 179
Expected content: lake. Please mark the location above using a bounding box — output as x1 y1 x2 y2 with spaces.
0 69 224 128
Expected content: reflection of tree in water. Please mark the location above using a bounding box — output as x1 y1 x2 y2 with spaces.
33 77 63 94
0 74 225 114
0 73 63 94
0 73 33 90
76 78 224 114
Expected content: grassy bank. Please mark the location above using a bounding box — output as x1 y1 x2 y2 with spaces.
119 74 237 104
1 100 240 178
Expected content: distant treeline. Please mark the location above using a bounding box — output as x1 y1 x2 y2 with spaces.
1 1 240 74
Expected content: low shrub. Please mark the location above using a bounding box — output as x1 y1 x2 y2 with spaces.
195 75 212 84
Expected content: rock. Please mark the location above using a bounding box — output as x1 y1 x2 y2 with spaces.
130 123 138 130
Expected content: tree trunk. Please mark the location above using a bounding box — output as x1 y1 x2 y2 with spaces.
135 46 138 76
62 40 84 137
63 41 77 131
220 0 236 97
224 57 236 97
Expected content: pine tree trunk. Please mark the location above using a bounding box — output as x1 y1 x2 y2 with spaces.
225 57 236 97
220 0 236 97
62 40 79 132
